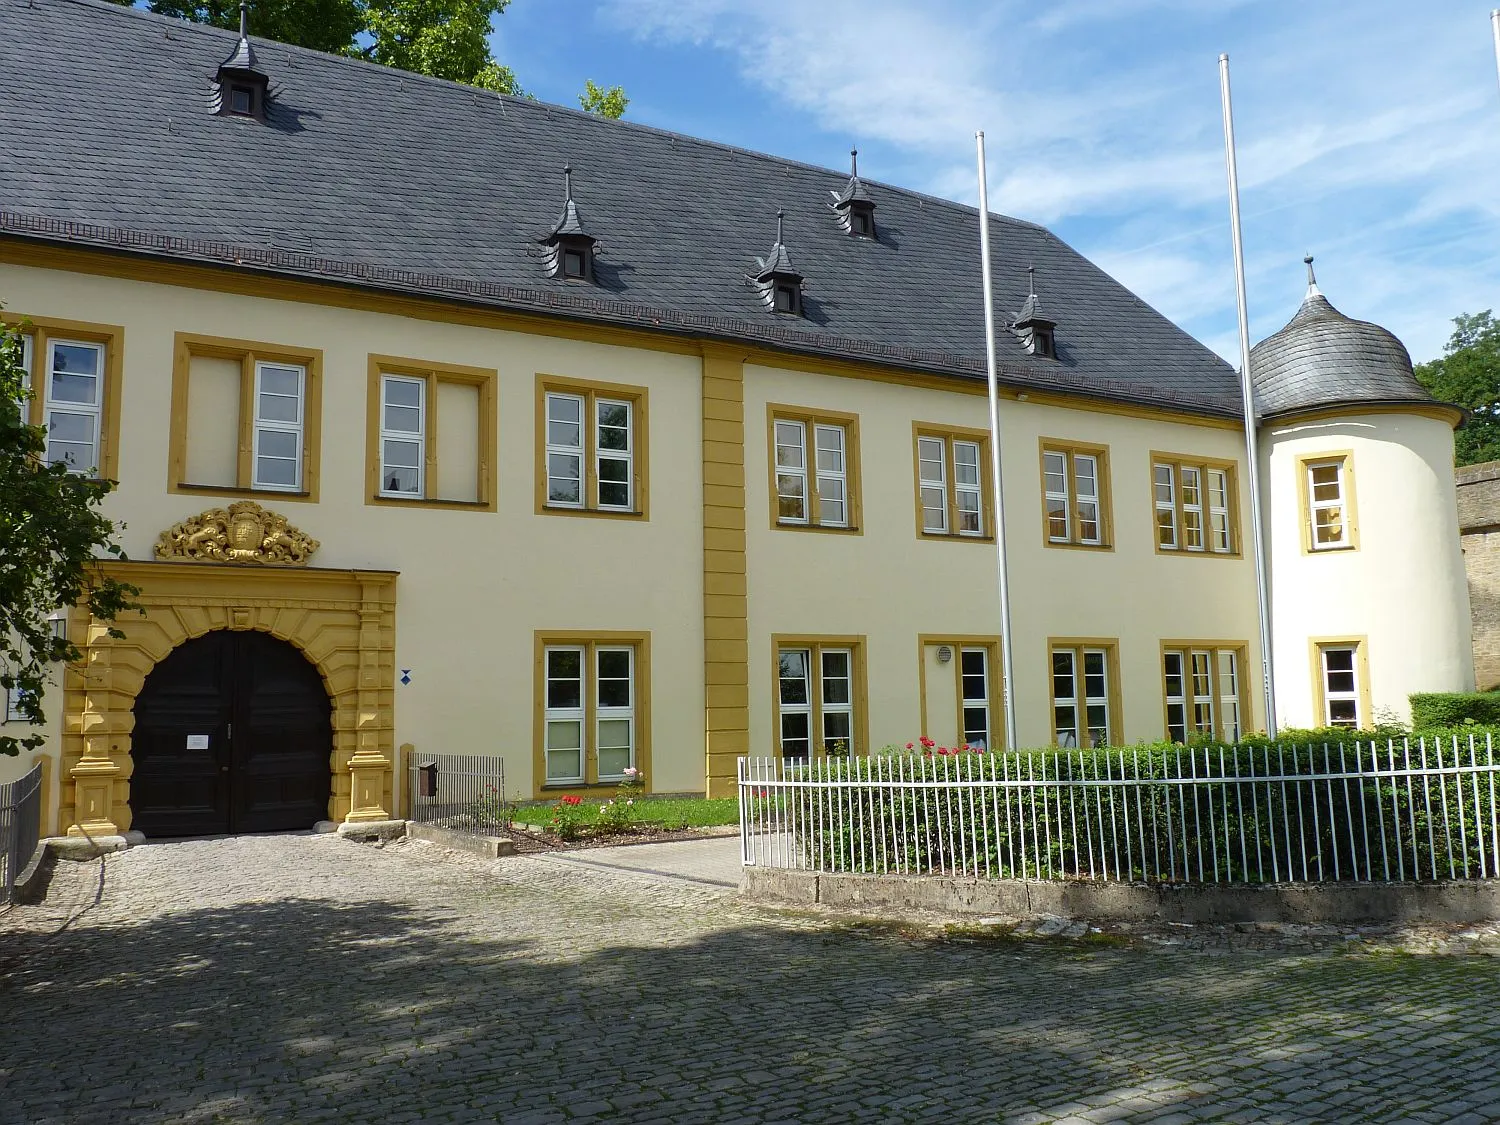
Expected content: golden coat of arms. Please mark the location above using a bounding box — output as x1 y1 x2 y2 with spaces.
154 501 319 566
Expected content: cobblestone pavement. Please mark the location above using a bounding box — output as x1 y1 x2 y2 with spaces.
4 834 1500 1125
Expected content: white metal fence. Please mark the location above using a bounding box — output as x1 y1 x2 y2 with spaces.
739 737 1500 884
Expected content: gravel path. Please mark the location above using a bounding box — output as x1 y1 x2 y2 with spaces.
3 833 1500 1124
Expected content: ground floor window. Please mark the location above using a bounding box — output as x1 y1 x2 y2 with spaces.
1315 640 1367 729
1162 644 1246 742
1050 641 1118 748
774 637 865 759
538 634 649 786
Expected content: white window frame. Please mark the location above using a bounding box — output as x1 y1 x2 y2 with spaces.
1208 469 1232 552
1044 450 1071 543
1154 464 1178 549
12 332 32 421
918 436 948 533
1052 645 1111 748
1164 651 1187 743
814 424 848 529
1307 459 1350 550
775 420 809 525
543 645 586 783
44 338 105 476
545 391 586 509
595 398 633 511
778 647 813 758
960 647 990 750
1073 455 1102 545
3 685 33 725
594 646 635 781
1180 467 1204 551
251 360 306 492
378 373 426 499
1218 650 1241 741
1188 650 1215 736
819 647 854 754
1164 646 1243 743
1320 645 1362 729
954 439 984 536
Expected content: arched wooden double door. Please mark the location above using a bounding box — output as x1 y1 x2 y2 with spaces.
131 630 332 836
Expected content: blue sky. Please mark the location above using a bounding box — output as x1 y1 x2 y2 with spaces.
494 0 1500 365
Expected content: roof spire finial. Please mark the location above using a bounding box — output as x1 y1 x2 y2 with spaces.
563 164 573 202
239 0 249 39
850 148 859 178
1028 262 1037 297
776 208 785 245
1304 254 1321 298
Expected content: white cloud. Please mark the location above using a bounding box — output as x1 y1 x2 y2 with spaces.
608 0 1500 362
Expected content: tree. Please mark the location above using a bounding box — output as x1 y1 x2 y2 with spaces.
113 0 624 114
579 79 628 120
1415 311 1500 466
0 319 138 757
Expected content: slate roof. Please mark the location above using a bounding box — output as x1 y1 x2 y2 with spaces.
1250 282 1433 419
0 0 1245 417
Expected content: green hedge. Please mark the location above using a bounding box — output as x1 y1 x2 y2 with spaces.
1410 692 1500 731
763 736 1500 884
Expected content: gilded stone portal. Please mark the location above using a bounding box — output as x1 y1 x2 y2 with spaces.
154 501 319 565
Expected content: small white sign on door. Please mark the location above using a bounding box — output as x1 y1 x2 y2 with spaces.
185 734 210 750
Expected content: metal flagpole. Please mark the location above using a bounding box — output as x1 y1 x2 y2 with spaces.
975 131 1020 752
1491 10 1500 97
1218 54 1278 738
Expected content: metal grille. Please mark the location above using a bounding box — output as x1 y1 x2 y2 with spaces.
739 737 1500 884
407 754 508 837
1 764 43 903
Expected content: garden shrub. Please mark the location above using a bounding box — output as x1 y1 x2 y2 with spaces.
1410 692 1500 731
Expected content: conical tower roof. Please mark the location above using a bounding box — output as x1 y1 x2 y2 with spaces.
1250 258 1432 418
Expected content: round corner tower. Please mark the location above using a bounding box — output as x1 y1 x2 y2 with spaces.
1252 259 1473 729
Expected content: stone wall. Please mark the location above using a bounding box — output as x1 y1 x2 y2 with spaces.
1458 461 1500 689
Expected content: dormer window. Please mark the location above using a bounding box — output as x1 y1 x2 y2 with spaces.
749 210 806 318
1011 265 1059 361
541 165 598 284
829 148 877 239
214 4 270 121
773 281 801 315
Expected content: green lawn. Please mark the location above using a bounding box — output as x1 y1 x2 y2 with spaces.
512 796 739 830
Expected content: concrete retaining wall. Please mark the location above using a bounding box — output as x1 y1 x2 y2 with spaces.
406 821 514 858
742 868 1500 925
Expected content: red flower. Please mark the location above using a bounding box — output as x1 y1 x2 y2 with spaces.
937 747 949 756
919 736 935 748
560 795 583 806
905 742 914 750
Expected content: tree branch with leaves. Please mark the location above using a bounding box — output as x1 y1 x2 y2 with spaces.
0 318 139 757
1415 311 1500 466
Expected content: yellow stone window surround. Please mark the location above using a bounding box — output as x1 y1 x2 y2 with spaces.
3 313 125 482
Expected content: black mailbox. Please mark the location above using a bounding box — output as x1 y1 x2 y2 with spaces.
417 761 438 799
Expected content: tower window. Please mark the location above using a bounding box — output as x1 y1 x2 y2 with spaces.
773 282 800 314
1030 326 1056 359
850 208 873 238
562 248 587 280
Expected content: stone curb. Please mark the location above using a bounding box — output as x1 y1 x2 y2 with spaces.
407 821 515 858
741 868 1500 925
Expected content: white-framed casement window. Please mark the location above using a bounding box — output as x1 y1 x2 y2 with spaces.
542 642 638 783
1051 643 1115 747
45 338 106 475
1163 646 1245 743
776 642 860 758
9 332 31 420
3 685 33 724
960 647 991 749
379 374 425 497
1041 442 1107 547
770 407 860 531
1153 457 1236 554
542 383 642 514
1319 644 1362 728
916 431 986 538
1304 456 1354 550
252 361 306 491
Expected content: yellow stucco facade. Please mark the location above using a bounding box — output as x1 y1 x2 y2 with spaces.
1 241 1463 834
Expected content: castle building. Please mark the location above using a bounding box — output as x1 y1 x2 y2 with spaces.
0 0 1472 838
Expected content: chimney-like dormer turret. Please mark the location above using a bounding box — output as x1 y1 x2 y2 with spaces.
750 209 805 315
215 0 270 119
540 165 598 282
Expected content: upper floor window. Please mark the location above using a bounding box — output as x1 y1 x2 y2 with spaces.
1051 641 1118 748
368 356 497 510
1153 455 1237 555
6 316 121 481
169 334 321 502
914 426 989 540
1162 645 1245 742
537 375 648 518
1301 453 1357 552
769 405 861 532
1040 439 1110 549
